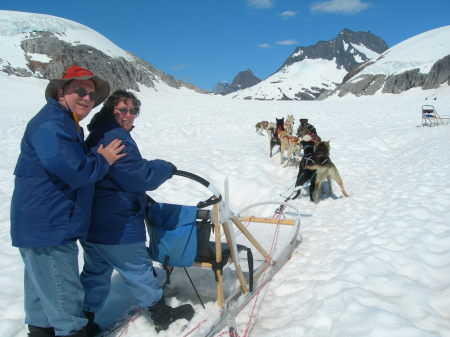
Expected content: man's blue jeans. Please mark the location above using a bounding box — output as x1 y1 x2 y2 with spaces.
80 241 162 313
19 242 88 336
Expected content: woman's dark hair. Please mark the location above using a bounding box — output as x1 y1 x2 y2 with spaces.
87 90 141 131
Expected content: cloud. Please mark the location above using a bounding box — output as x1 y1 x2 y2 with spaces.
172 64 190 71
310 0 371 15
275 39 298 46
280 11 297 20
246 0 274 9
258 43 271 48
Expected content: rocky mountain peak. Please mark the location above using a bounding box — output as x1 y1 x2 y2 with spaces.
0 11 206 94
281 28 387 73
213 69 261 95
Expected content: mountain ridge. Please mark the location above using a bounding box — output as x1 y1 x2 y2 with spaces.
0 10 206 94
229 28 388 100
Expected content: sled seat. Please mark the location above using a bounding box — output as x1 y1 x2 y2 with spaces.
146 203 254 306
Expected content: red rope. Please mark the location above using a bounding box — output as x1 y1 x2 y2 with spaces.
182 318 208 337
240 210 284 337
117 308 142 337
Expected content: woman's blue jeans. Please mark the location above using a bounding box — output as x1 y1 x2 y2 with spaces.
19 242 88 336
80 241 162 313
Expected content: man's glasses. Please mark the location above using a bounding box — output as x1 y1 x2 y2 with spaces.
116 108 140 116
74 87 96 102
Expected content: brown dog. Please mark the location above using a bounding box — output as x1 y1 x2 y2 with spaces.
305 141 349 203
255 120 269 133
278 130 302 167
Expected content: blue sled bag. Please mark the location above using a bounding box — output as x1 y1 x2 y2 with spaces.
147 202 198 267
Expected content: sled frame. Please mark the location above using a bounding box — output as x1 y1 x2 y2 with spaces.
171 171 301 309
422 104 449 127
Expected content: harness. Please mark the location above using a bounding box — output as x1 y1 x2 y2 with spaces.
313 151 329 165
285 135 299 144
273 125 284 141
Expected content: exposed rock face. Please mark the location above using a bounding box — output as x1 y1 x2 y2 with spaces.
423 54 450 89
211 81 230 94
3 31 206 94
221 69 261 95
320 54 450 98
281 28 388 73
383 69 426 93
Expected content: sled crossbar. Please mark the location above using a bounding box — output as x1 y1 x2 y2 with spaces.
240 216 295 226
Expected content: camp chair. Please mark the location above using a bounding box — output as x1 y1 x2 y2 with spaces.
422 105 449 127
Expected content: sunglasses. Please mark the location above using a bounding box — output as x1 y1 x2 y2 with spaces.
116 107 140 116
73 87 96 102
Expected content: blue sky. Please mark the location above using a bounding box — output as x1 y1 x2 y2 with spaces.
2 0 450 90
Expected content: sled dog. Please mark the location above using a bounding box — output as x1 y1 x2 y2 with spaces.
278 130 301 167
284 114 294 136
294 136 316 201
268 117 284 157
255 120 269 133
305 141 349 203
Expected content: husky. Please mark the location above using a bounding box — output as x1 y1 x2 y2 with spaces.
278 131 301 167
284 114 294 135
255 120 269 133
268 118 285 157
294 136 316 201
305 141 349 203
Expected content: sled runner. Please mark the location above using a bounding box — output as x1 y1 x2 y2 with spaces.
145 170 302 336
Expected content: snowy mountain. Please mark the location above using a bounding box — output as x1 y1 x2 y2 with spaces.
0 10 206 94
321 25 450 98
213 69 261 95
211 80 230 94
230 29 387 100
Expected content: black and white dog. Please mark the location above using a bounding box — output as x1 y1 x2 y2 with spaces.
294 137 317 201
268 117 285 157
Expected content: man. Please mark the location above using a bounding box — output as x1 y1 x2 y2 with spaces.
10 65 126 337
296 118 320 140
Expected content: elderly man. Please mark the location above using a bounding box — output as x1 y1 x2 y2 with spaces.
10 65 125 337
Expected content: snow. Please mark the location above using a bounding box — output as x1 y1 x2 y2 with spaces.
1 69 450 337
292 49 303 58
343 41 349 51
232 59 347 100
1 8 450 337
351 42 380 60
230 32 387 100
0 10 133 72
27 52 52 63
357 25 450 76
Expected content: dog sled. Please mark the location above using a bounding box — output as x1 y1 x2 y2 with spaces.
141 170 301 336
421 105 449 127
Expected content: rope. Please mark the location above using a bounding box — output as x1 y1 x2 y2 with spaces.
181 319 208 337
116 308 142 337
240 209 284 337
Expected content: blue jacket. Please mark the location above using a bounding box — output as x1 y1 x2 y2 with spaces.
10 98 110 248
85 113 173 245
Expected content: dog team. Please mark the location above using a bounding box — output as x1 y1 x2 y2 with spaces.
255 116 349 203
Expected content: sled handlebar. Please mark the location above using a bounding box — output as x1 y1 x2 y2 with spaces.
173 170 222 208
174 170 210 187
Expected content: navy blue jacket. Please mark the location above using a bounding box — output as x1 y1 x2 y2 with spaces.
10 98 110 248
85 113 173 244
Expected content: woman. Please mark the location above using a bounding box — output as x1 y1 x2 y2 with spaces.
80 90 194 333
